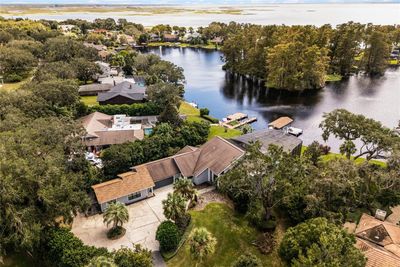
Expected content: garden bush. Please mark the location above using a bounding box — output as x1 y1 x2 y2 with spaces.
202 115 219 123
232 252 262 267
113 246 152 267
156 221 181 252
199 107 209 116
88 102 162 116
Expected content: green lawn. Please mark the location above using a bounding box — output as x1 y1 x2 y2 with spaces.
301 146 386 167
167 203 283 267
80 96 98 106
179 102 242 139
209 125 241 140
325 74 342 82
0 72 34 91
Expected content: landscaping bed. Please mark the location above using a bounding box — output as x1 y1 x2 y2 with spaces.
166 203 284 267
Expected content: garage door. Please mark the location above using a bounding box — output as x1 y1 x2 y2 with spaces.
154 177 174 189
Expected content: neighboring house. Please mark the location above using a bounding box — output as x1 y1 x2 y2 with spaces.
97 81 147 105
231 129 303 156
163 34 179 42
92 136 245 212
83 42 107 52
98 50 111 61
78 83 113 96
96 61 118 78
98 76 135 85
210 36 224 45
355 213 400 267
79 112 144 151
149 33 161 42
59 24 76 33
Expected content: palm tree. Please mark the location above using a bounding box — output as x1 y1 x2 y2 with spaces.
86 256 117 267
173 178 198 203
188 227 217 261
103 202 129 230
162 192 186 222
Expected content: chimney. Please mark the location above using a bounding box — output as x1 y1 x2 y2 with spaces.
129 84 132 89
113 80 116 86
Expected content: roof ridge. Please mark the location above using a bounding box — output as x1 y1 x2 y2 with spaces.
214 136 245 153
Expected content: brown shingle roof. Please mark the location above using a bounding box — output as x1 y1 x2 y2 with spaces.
143 157 180 183
92 166 155 204
193 136 245 176
268 116 293 129
173 150 201 177
356 238 400 267
84 130 143 146
79 111 112 138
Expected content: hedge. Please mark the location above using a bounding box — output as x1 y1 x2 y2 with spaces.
156 221 181 252
202 115 219 123
88 102 162 116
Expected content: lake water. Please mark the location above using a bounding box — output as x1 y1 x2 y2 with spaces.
145 46 400 151
4 4 400 26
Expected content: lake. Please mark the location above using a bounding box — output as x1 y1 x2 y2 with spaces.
144 46 400 151
3 4 400 27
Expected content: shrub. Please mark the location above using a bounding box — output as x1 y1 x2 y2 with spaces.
88 102 162 116
43 227 110 267
156 221 181 252
106 226 126 239
4 73 23 82
232 252 262 267
202 115 219 123
200 108 209 116
113 246 152 267
245 201 276 231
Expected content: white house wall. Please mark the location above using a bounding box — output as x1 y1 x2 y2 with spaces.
100 188 151 212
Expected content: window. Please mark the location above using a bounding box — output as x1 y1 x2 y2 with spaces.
128 192 141 201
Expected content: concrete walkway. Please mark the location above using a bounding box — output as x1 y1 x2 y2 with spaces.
72 185 173 252
152 251 167 267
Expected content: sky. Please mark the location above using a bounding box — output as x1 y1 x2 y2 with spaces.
3 0 400 5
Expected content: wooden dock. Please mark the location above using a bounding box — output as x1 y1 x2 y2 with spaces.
221 113 257 129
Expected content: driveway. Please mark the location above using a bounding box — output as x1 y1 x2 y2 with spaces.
71 185 173 252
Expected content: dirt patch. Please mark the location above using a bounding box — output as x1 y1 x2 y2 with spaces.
192 190 233 211
253 232 276 254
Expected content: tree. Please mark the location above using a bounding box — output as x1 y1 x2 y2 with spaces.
173 178 198 203
86 256 117 267
156 221 181 252
159 102 182 126
320 109 398 160
34 61 77 82
113 246 152 267
162 192 187 224
219 143 307 222
362 29 390 76
232 252 262 267
103 202 129 237
71 58 101 84
303 141 324 166
188 227 217 260
26 79 80 115
279 217 366 266
0 47 37 81
0 117 90 256
147 83 182 107
44 36 97 62
199 108 209 117
266 42 329 91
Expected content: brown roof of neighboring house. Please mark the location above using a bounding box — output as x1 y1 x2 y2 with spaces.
356 238 400 267
355 213 400 265
268 116 293 129
142 157 181 183
84 130 143 147
92 166 155 204
79 111 144 146
356 214 400 249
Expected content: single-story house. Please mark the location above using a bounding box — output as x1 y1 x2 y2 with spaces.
96 61 118 78
78 83 113 96
355 213 400 267
231 129 303 156
98 76 135 85
83 42 107 52
79 112 144 151
97 81 147 105
92 136 245 212
92 166 155 213
163 34 179 42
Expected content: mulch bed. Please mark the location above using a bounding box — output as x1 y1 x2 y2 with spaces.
192 190 233 211
253 232 276 254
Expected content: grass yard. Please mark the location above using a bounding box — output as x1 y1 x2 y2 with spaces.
80 96 98 106
325 74 342 82
179 102 242 139
167 203 283 267
301 145 386 167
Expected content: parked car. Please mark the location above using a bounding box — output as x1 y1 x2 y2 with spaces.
287 126 303 136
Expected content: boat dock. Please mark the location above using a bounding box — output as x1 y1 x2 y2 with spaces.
221 112 257 129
